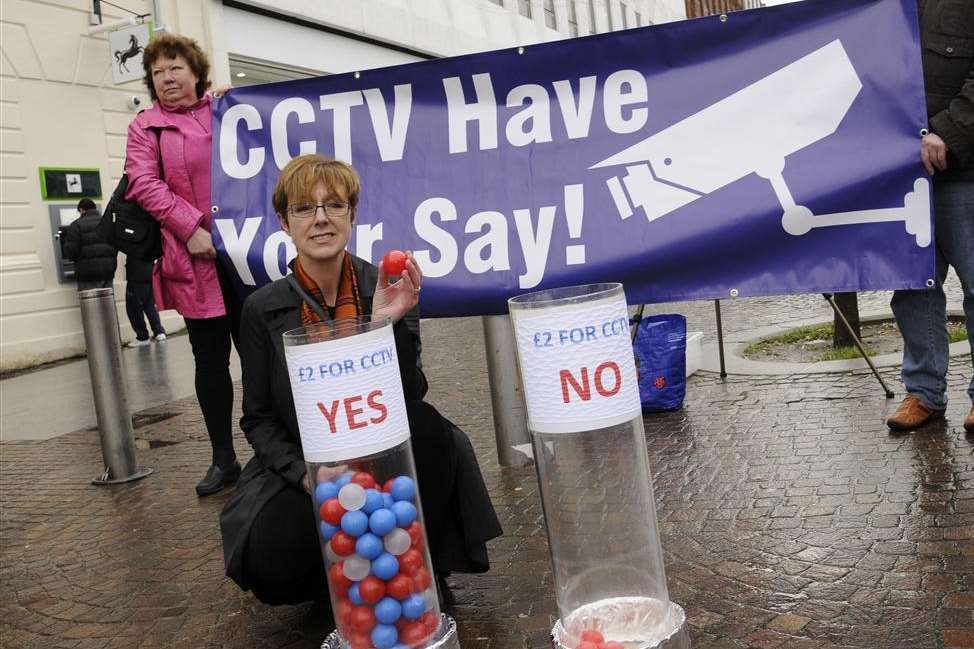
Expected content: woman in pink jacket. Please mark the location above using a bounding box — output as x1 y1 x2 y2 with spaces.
126 33 240 496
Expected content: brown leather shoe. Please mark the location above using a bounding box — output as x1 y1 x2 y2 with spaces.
965 404 974 434
886 395 945 430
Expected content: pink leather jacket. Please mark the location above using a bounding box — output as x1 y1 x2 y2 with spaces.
124 95 225 319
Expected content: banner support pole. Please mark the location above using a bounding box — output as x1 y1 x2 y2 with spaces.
715 300 727 378
823 293 895 399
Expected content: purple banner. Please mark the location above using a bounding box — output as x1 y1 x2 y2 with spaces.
211 0 933 316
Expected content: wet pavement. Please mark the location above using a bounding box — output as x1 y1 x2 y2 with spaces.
1 283 972 649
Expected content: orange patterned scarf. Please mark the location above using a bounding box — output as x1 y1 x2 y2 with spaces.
293 253 361 326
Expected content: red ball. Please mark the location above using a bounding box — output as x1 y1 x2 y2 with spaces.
358 575 386 605
351 471 377 489
575 642 599 649
346 631 371 649
581 630 605 643
412 566 432 592
330 531 356 556
335 599 354 630
406 522 425 552
399 621 429 646
395 617 410 632
329 563 351 597
602 643 625 649
399 548 423 574
320 498 345 526
349 605 376 632
421 611 440 634
382 478 395 493
382 250 407 276
387 573 414 600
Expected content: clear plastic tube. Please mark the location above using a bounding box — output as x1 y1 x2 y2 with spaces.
509 284 686 649
283 318 442 649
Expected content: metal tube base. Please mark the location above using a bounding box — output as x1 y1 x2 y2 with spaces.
550 600 689 649
321 614 459 649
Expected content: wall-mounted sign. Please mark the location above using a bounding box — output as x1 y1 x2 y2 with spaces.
109 22 152 85
39 167 101 200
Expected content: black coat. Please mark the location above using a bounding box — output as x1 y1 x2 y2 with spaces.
220 255 501 590
61 210 117 282
920 0 974 181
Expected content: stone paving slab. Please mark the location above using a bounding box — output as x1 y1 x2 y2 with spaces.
2 302 972 649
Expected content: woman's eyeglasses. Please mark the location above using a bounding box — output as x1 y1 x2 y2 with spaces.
287 202 351 219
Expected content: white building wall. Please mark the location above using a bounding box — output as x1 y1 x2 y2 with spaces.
0 0 685 371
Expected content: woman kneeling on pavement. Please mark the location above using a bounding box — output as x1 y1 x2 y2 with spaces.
220 154 502 609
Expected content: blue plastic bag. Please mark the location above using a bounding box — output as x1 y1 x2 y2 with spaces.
632 314 687 412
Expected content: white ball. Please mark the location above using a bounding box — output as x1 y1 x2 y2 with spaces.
338 483 366 511
343 556 371 581
325 543 340 564
383 528 411 556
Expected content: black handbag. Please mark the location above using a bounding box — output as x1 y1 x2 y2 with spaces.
98 131 163 261
98 174 163 261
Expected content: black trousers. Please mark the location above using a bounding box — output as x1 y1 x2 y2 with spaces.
184 264 242 468
243 400 457 606
125 282 164 340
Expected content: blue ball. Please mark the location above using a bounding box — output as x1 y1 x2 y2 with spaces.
348 582 363 605
371 552 399 580
391 645 409 649
341 510 369 537
334 473 354 488
369 508 397 536
382 493 395 509
355 532 383 560
314 481 339 505
362 488 385 515
319 520 338 541
371 624 398 649
401 593 426 620
374 596 402 625
390 476 416 502
391 501 418 527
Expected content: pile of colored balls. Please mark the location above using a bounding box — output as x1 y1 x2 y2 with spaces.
316 470 439 649
573 630 624 649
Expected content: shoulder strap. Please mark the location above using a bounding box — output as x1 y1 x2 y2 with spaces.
285 273 331 324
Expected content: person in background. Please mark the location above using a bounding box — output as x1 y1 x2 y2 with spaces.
887 0 973 434
124 255 166 348
125 33 241 495
61 198 117 291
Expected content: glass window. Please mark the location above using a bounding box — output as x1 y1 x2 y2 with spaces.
607 1 615 30
634 10 641 25
568 0 579 36
519 0 532 18
588 0 597 33
544 0 556 28
622 4 629 28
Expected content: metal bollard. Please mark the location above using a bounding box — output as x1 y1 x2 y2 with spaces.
482 315 533 467
78 288 153 485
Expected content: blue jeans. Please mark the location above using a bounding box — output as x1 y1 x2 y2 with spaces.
891 180 974 410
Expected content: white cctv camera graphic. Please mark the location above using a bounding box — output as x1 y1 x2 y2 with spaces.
592 40 931 247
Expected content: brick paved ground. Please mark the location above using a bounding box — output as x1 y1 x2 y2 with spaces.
1 286 972 649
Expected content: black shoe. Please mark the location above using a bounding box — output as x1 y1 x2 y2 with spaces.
195 461 241 496
436 574 455 611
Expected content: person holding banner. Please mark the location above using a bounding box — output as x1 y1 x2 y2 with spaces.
125 33 243 495
887 0 974 434
219 154 501 607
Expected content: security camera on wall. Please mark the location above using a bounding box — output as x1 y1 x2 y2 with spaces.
126 95 144 112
